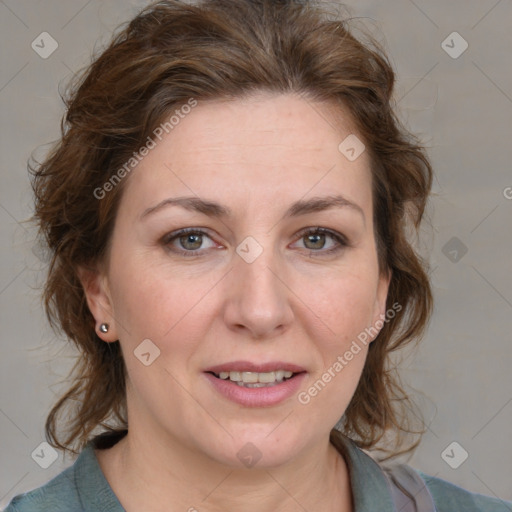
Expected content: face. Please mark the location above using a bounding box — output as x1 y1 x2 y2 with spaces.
82 92 390 468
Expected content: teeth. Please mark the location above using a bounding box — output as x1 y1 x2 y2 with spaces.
242 371 259 383
217 370 294 384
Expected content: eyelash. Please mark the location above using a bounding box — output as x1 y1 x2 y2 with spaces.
161 227 349 257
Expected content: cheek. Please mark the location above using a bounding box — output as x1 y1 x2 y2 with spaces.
109 255 217 342
298 269 379 346
297 276 373 418
110 265 212 405
295 267 378 412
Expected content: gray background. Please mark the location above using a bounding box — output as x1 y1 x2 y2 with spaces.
1 0 511 507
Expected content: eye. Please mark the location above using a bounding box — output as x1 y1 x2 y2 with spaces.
292 227 348 255
161 228 219 256
161 226 348 257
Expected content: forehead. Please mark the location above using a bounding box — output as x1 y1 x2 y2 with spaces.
167 92 363 161
121 92 373 216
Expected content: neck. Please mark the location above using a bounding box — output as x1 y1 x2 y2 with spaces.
96 426 353 512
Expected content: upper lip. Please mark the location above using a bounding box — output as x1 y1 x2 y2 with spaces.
205 361 306 374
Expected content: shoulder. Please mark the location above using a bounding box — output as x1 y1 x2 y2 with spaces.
418 470 512 512
2 464 82 512
334 434 511 512
3 432 126 512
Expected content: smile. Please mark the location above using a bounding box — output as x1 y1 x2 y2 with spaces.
213 370 295 387
204 368 306 406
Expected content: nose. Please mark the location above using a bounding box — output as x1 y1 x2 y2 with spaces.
222 246 294 340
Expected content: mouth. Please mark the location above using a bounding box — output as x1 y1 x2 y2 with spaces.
203 361 307 406
207 369 302 388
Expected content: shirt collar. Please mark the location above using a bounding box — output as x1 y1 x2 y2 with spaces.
74 432 126 511
333 434 396 512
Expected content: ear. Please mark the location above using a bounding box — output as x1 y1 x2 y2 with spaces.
369 268 392 343
78 264 119 342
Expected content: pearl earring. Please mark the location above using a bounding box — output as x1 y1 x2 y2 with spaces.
99 323 110 334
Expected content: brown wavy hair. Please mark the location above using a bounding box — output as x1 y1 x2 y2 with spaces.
32 0 433 459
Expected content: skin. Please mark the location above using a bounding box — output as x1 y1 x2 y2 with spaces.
80 91 390 512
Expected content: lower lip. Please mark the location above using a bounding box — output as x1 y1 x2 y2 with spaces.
204 372 306 407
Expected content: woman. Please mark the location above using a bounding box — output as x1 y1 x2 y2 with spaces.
5 0 510 511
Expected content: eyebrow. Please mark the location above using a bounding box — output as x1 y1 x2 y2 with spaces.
140 194 365 223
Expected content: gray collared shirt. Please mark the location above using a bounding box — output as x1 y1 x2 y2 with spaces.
4 432 511 511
